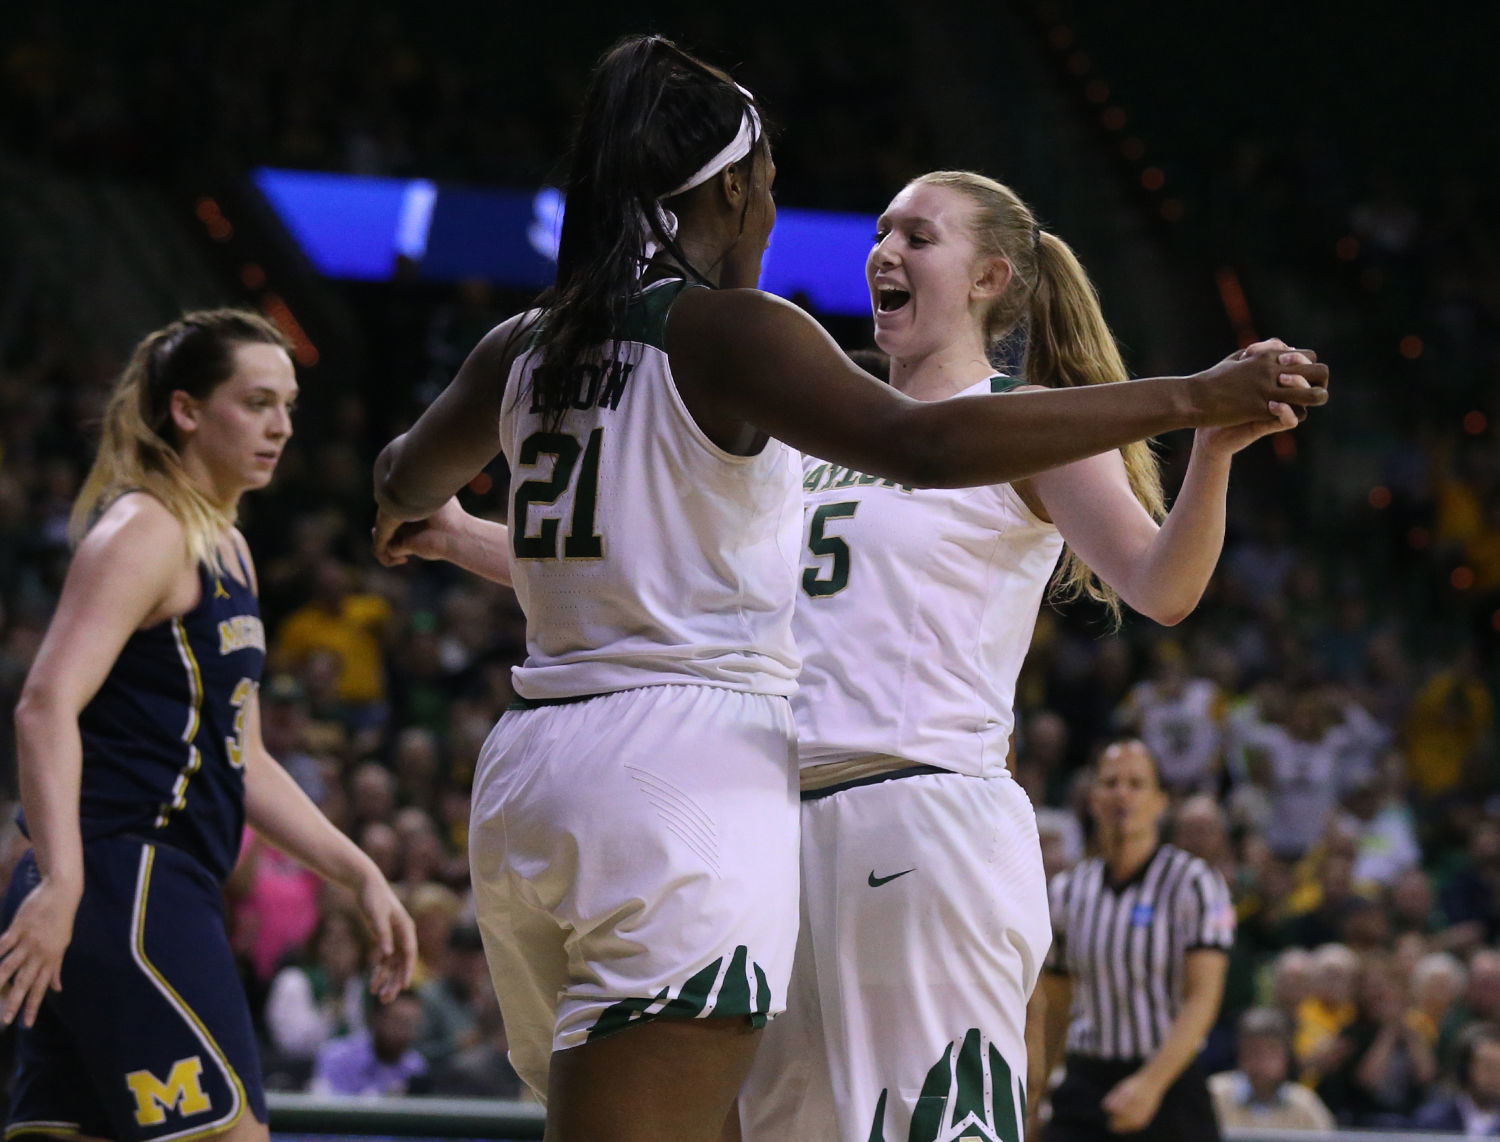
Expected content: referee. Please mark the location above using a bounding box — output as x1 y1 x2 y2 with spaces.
1040 740 1233 1140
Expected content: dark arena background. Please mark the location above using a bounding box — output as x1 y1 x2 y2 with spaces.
2 0 1499 1138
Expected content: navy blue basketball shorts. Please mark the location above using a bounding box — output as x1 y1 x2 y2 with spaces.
3 836 267 1141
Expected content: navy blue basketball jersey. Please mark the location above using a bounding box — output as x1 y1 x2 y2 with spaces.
73 558 265 881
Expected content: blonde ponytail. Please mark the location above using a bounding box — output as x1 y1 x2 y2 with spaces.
911 171 1165 627
1028 231 1164 625
71 309 291 570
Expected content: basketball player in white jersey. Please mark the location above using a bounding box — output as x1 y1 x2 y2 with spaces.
734 172 1318 1142
371 36 1329 1142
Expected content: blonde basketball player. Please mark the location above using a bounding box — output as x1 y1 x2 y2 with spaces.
734 172 1318 1142
372 37 1328 1142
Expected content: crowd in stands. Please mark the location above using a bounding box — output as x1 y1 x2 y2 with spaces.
4 0 1500 1129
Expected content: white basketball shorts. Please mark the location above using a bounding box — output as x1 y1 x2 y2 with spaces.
469 683 800 1098
739 767 1050 1142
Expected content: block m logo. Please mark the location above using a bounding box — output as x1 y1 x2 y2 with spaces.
126 1056 211 1126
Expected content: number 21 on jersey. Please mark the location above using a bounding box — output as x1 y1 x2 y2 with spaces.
511 428 605 560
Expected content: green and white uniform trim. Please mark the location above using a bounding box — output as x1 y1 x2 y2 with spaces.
588 944 774 1040
868 1029 1025 1142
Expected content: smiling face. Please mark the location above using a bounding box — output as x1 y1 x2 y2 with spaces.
867 181 1007 363
171 341 297 505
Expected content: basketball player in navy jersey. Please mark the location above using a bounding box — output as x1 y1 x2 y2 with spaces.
0 311 415 1142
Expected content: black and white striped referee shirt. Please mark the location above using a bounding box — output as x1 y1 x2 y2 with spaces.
1045 844 1234 1062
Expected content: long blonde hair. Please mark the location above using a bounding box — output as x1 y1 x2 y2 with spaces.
912 171 1166 625
71 309 291 570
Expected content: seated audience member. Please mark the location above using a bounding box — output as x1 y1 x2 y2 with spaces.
430 981 525 1099
310 990 429 1096
1295 943 1360 1080
1442 951 1500 1068
1391 867 1476 951
1338 895 1392 954
1281 843 1363 950
417 923 489 1066
1269 948 1315 1026
1410 952 1468 1053
1441 821 1500 941
408 881 463 986
1316 955 1436 1127
1413 1023 1500 1136
1175 795 1236 881
264 906 370 1070
1210 1008 1336 1132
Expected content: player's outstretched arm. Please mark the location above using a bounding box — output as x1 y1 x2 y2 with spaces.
0 497 188 1026
374 496 513 587
1028 343 1314 625
668 289 1328 489
241 690 417 1002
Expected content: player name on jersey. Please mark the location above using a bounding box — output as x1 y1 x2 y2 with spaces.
527 358 635 414
217 615 265 655
802 462 913 495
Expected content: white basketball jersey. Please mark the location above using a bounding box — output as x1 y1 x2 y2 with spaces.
499 280 803 700
791 376 1065 776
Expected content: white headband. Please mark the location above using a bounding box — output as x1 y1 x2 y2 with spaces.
642 85 762 265
665 91 762 199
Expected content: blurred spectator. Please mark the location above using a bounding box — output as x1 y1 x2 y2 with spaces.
350 761 398 832
1441 821 1500 942
392 727 442 816
1269 948 1315 1028
429 979 524 1099
310 990 429 1096
228 827 322 987
408 882 462 987
1442 952 1500 1065
1410 952 1468 1057
394 807 453 889
387 613 457 736
1315 955 1436 1127
1116 641 1223 793
264 906 370 1076
1280 841 1364 950
258 673 325 801
416 922 488 1067
1391 868 1480 954
359 821 402 882
1237 693 1355 859
1405 650 1492 802
1174 795 1235 882
272 558 393 732
1294 943 1359 1082
1339 754 1421 888
1209 1008 1335 1132
1413 1022 1500 1136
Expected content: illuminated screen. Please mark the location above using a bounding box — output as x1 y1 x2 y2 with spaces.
253 168 875 317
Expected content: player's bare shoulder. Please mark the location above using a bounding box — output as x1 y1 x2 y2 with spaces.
73 491 197 618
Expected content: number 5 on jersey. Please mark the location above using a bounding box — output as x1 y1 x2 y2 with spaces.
512 428 605 560
802 501 859 598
